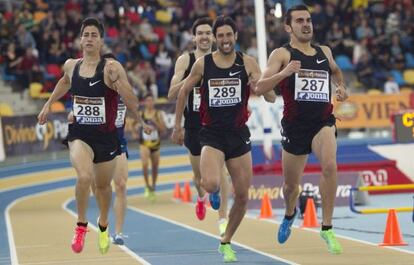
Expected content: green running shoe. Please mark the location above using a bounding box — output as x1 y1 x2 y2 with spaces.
320 229 343 254
144 187 150 198
218 243 237 263
98 222 110 254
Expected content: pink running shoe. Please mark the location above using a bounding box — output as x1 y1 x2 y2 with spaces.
195 197 207 220
71 226 88 253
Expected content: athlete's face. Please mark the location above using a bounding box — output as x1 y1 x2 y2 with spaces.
215 25 237 55
80 26 103 53
193 24 213 52
144 96 154 109
285 10 313 43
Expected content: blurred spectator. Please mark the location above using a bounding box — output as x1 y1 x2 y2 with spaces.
383 75 400 94
356 53 377 89
15 23 36 49
154 42 173 97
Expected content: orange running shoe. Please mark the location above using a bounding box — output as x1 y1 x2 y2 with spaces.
71 226 88 253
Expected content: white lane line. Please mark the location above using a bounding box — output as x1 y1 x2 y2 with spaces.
245 213 414 255
62 198 152 265
125 194 299 265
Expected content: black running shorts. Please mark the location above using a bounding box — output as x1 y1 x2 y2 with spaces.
184 128 202 156
281 114 337 155
199 125 251 160
67 124 121 163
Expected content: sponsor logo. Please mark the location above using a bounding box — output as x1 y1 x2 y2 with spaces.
229 71 241 77
316 59 326 64
89 80 101 86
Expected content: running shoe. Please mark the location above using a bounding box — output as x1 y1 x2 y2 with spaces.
111 233 125 245
195 196 207 220
320 229 343 254
97 220 110 254
218 243 237 263
148 190 156 202
144 187 150 198
218 219 228 237
71 226 88 253
209 190 221 210
277 207 298 244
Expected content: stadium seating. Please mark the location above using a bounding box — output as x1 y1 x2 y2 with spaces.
390 70 406 86
335 55 354 71
0 102 14 116
403 69 414 85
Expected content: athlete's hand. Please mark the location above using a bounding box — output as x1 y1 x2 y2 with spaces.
171 127 184 145
336 85 348 102
107 61 119 82
37 103 50 125
281 60 301 77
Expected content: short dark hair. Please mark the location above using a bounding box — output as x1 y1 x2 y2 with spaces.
212 15 237 37
284 5 310 26
192 17 213 35
80 17 104 37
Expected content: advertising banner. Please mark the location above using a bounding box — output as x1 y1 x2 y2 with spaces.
0 119 5 161
248 172 360 209
1 113 69 156
246 96 283 141
334 94 411 128
392 110 414 143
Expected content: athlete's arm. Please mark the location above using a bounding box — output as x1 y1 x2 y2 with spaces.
244 54 276 103
38 59 74 125
168 54 190 101
105 60 150 131
155 110 167 135
255 48 300 95
171 57 204 145
320 45 348 102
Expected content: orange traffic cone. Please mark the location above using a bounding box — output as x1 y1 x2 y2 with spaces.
181 181 192 202
173 182 181 199
379 209 408 246
301 198 319 228
259 192 273 218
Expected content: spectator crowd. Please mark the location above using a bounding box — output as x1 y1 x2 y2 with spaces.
0 0 413 104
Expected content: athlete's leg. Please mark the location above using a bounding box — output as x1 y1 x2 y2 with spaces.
139 145 151 191
218 166 229 219
200 146 225 193
150 149 160 191
93 159 116 228
222 151 252 243
113 153 128 235
311 126 337 226
189 154 205 197
69 140 94 224
281 150 308 216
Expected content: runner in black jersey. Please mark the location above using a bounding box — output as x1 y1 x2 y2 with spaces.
255 5 348 254
38 18 149 255
172 16 275 262
168 17 230 233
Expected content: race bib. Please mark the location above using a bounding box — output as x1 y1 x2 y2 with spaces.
143 129 159 141
208 78 242 107
73 96 106 125
294 69 330 102
115 103 126 128
193 87 201 112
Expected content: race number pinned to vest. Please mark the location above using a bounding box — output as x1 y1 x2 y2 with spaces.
142 128 159 141
208 78 241 107
73 96 106 125
294 69 329 102
193 87 201 112
115 102 126 128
